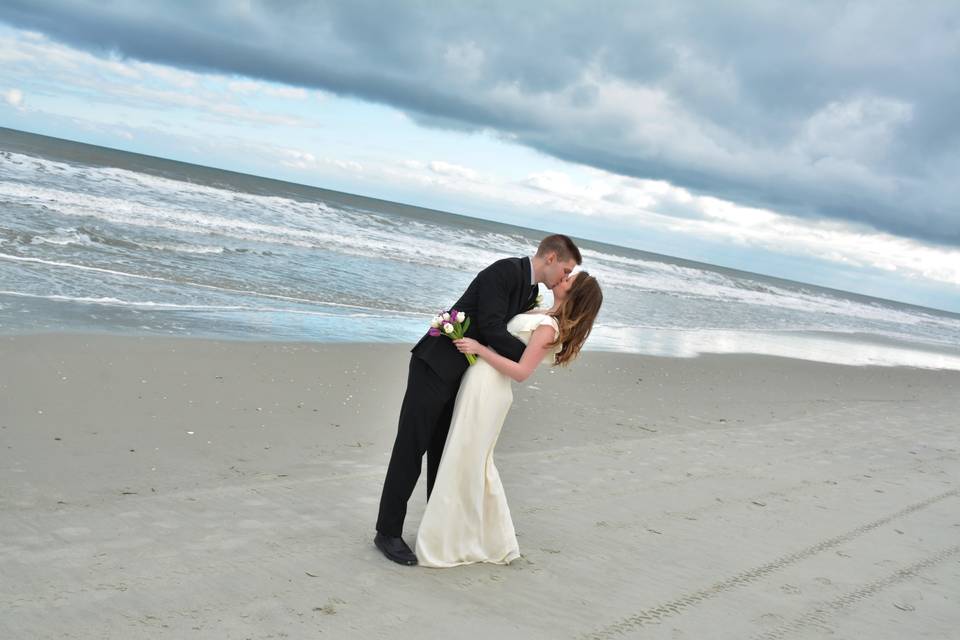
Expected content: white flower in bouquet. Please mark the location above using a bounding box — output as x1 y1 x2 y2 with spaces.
426 308 477 365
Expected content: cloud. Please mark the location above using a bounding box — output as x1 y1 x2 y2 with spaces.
428 160 478 181
792 96 913 164
366 157 960 287
275 146 362 173
0 29 320 128
280 148 317 169
0 1 958 246
3 87 23 108
227 79 309 100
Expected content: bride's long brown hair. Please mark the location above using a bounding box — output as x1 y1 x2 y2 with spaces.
550 271 603 366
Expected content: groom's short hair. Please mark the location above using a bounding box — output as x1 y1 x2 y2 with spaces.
537 234 582 265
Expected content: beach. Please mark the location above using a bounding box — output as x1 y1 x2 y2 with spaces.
2 334 957 639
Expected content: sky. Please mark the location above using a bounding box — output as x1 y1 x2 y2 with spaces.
0 1 958 312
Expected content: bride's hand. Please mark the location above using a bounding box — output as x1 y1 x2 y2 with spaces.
453 337 482 355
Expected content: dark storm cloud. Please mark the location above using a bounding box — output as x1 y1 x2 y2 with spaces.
2 0 958 244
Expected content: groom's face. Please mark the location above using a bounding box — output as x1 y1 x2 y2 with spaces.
543 253 577 289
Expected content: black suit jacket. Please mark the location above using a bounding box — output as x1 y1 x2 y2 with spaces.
411 257 538 380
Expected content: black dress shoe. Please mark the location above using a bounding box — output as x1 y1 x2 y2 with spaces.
374 533 417 566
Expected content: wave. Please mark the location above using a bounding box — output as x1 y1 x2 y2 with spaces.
0 289 420 318
4 148 959 341
6 167 957 334
29 229 96 248
0 179 523 273
135 241 226 255
0 252 427 317
583 248 960 330
10 224 273 257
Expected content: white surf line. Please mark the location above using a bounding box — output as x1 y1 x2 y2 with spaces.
0 290 410 318
0 252 424 317
0 291 252 311
582 488 960 639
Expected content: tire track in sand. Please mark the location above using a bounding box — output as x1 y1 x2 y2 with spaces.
581 488 959 639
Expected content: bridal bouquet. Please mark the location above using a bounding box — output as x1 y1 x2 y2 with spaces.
429 309 476 365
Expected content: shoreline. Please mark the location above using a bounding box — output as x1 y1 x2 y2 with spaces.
2 324 959 371
2 333 958 638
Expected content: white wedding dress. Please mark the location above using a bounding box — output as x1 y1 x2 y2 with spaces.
415 312 560 568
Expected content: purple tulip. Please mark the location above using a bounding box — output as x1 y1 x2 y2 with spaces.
428 327 442 337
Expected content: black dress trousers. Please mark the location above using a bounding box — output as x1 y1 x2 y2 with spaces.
375 355 461 537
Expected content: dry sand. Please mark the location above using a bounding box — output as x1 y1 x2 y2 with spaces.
1 334 958 639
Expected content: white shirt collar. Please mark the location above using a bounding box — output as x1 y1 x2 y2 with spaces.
528 256 536 286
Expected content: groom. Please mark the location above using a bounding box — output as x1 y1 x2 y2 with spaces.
375 234 582 565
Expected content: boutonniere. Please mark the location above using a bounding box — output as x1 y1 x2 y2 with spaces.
526 294 544 311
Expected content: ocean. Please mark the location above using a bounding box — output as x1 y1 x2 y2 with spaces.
2 127 960 370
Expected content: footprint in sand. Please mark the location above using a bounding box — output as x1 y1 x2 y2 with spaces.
757 612 785 626
313 597 345 615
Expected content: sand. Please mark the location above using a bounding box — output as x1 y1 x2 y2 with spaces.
1 334 958 639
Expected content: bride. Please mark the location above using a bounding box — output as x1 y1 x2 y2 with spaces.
415 270 603 567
